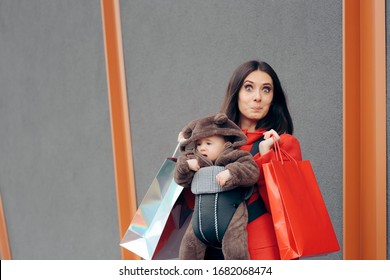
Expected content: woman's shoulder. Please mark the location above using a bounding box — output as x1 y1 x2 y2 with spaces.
280 133 301 148
279 133 302 160
280 133 299 142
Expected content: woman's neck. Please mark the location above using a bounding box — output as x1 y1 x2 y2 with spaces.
239 118 257 132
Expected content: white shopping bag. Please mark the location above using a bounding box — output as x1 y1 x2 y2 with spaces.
120 145 193 260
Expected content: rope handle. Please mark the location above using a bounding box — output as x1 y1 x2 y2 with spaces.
273 135 283 163
272 135 297 164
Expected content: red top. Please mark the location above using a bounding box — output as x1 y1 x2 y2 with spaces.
239 129 302 211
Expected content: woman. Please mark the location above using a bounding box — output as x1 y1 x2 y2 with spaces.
219 60 302 259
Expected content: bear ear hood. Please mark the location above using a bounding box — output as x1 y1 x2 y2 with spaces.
180 113 247 152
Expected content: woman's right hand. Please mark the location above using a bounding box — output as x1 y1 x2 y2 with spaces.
259 129 280 155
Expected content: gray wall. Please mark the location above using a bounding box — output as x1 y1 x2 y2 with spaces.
0 1 120 259
0 0 387 260
121 0 342 259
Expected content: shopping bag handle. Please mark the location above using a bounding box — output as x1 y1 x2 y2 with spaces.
172 143 181 158
273 136 297 164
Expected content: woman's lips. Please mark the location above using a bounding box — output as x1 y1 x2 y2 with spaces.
251 107 262 111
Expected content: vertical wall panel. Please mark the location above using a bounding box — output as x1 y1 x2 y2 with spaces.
0 192 11 259
343 0 387 259
120 0 343 259
0 0 119 259
386 0 390 260
101 0 139 260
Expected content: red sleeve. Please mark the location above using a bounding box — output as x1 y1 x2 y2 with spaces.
252 134 302 170
278 134 302 161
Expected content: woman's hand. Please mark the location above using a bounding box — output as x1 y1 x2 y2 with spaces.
177 131 186 143
259 129 280 156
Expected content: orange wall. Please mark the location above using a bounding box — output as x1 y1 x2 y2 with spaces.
343 0 387 259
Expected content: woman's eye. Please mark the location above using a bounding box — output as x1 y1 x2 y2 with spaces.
263 87 271 93
244 85 253 91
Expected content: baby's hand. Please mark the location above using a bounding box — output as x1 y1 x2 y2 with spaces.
187 159 200 171
216 169 232 187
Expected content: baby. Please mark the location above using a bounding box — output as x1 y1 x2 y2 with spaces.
174 113 259 259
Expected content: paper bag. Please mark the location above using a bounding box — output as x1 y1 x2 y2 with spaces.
263 142 340 259
120 145 192 260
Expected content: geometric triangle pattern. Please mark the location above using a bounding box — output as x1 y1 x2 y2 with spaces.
120 159 183 260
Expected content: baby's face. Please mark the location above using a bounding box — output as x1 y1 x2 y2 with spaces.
195 135 226 162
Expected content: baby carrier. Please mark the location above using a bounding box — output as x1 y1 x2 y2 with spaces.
191 166 253 248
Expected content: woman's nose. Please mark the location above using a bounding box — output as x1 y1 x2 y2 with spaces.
253 90 262 101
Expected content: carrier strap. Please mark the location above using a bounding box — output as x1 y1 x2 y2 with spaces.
247 136 268 223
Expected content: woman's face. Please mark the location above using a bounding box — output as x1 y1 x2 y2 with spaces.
237 70 274 130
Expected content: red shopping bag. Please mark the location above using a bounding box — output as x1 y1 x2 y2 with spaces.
263 141 340 259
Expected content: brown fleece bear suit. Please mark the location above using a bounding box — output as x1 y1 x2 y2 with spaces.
174 113 259 260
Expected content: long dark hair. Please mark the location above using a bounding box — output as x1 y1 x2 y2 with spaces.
220 60 293 134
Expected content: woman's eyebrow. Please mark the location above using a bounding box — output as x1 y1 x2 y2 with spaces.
244 80 273 87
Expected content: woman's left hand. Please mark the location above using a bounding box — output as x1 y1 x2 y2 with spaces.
259 129 280 155
177 131 186 143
